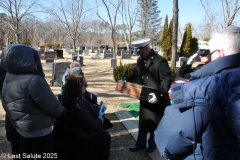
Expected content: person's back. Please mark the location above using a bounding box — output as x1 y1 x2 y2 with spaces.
155 25 240 160
1 44 64 156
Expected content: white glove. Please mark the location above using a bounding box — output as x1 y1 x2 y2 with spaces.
187 53 198 65
148 93 157 104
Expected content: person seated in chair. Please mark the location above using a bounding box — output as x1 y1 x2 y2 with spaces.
54 74 111 160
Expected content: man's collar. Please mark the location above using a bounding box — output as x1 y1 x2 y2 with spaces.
190 53 240 80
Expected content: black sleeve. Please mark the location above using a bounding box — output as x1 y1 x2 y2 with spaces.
178 61 194 79
124 66 138 82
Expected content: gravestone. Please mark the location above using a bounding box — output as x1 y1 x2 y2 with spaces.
84 50 89 56
91 49 101 59
103 50 113 59
72 56 84 66
86 46 91 50
92 47 95 53
96 50 100 55
45 59 54 68
100 49 103 53
45 47 50 51
78 49 83 54
44 51 56 60
91 55 100 59
108 47 113 51
94 47 98 50
54 49 64 58
52 46 58 50
71 52 78 58
51 62 71 86
121 51 131 59
110 59 117 68
65 48 71 52
178 57 189 67
40 46 45 54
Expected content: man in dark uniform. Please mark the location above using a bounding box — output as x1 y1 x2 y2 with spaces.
124 38 172 153
178 49 210 79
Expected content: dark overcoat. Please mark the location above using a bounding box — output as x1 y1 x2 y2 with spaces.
124 49 172 132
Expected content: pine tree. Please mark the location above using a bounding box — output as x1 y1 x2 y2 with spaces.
161 16 173 61
136 0 161 41
180 23 192 57
166 18 173 60
161 15 168 53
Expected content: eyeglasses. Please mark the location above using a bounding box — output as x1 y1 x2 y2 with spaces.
207 50 217 59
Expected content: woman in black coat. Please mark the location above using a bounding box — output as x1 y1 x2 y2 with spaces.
54 75 111 160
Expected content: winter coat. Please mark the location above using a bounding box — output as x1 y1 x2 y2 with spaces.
178 61 205 79
125 49 172 132
1 44 63 136
155 53 240 160
61 94 103 142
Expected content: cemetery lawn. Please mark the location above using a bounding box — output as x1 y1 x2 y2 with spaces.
0 50 151 160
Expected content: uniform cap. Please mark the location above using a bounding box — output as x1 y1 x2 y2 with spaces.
131 38 150 49
197 49 210 56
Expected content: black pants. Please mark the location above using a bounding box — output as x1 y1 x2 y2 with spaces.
136 130 155 148
88 129 111 160
5 115 21 159
20 132 54 160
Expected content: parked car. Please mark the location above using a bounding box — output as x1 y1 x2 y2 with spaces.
99 44 105 49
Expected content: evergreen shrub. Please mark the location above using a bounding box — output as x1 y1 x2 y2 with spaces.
44 42 52 48
170 67 178 81
113 60 135 82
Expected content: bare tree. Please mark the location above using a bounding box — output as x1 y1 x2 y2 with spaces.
49 0 92 52
0 0 42 44
120 0 138 50
193 17 213 40
200 0 240 31
95 0 123 60
171 0 179 68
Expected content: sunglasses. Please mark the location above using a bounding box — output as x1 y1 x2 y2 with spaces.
207 50 217 59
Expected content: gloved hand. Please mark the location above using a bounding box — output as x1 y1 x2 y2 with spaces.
148 93 157 104
187 53 198 65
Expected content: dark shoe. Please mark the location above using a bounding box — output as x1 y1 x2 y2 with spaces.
129 145 146 152
146 145 156 153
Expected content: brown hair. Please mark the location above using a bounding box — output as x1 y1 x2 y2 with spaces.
64 75 85 100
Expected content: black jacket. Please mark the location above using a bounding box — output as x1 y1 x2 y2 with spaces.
1 44 63 136
124 49 172 132
178 61 205 79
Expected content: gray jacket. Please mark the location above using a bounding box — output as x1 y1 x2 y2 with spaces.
1 44 63 137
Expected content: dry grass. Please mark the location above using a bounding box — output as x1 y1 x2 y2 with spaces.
0 51 151 160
